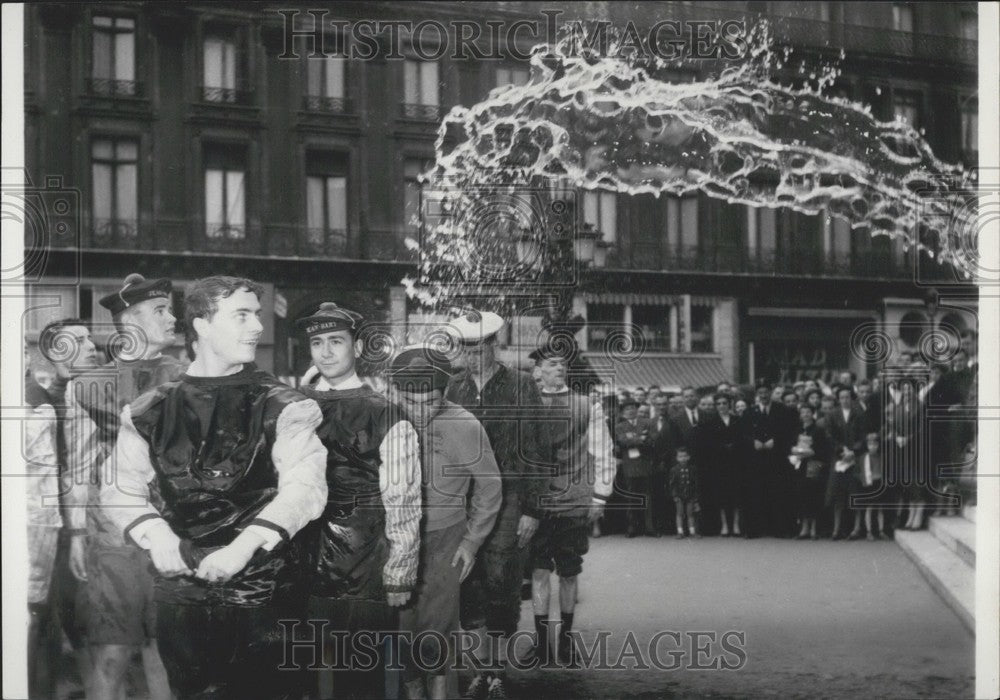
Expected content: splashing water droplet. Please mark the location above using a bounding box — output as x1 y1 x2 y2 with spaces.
407 21 971 310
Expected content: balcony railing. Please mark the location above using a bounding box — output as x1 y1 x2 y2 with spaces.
86 78 143 97
623 243 915 279
770 16 978 66
40 220 968 281
302 94 353 114
91 218 138 247
268 227 349 257
400 103 441 121
200 85 254 105
362 228 417 261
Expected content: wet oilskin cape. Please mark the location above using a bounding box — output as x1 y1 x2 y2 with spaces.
74 356 187 546
129 364 307 607
76 356 187 443
297 384 400 602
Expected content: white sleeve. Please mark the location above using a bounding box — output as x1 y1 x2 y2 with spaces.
248 399 329 550
99 404 172 547
377 420 422 592
588 401 616 502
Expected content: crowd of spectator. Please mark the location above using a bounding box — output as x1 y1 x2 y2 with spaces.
584 333 978 541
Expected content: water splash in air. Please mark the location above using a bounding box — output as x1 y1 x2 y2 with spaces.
405 22 973 310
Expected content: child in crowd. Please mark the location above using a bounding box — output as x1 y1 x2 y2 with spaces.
859 432 887 539
669 446 700 539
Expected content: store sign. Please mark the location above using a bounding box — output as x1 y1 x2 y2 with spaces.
756 341 850 385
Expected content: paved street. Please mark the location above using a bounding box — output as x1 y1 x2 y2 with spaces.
507 535 974 699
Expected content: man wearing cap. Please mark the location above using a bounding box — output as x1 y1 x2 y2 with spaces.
62 274 183 700
100 276 328 699
443 310 547 698
387 344 502 700
294 302 423 699
522 343 615 667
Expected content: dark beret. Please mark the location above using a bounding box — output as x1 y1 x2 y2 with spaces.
99 274 171 316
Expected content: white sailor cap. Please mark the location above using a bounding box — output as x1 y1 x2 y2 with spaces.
442 310 506 345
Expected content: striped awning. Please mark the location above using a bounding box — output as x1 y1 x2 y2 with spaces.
585 354 730 392
582 292 723 307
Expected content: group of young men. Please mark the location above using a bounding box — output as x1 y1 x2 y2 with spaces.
25 274 616 700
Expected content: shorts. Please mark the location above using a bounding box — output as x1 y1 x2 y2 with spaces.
27 525 60 605
85 544 157 646
529 514 590 578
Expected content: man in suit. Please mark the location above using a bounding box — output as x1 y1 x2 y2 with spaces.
650 394 674 534
747 380 797 537
670 387 711 531
669 386 703 452
615 398 656 537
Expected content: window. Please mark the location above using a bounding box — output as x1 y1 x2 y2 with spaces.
746 207 776 259
305 54 348 112
586 303 624 349
960 11 977 40
666 196 699 257
822 213 852 268
92 138 138 241
204 145 246 239
306 152 348 254
961 98 978 157
632 305 672 351
91 16 136 96
496 65 529 88
403 59 440 118
893 91 921 129
892 4 914 32
583 190 617 243
203 33 244 103
404 158 432 232
690 305 714 353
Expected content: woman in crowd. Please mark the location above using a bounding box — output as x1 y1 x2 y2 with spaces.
825 387 865 540
703 393 748 537
734 396 748 418
791 404 830 540
895 378 925 529
805 388 823 414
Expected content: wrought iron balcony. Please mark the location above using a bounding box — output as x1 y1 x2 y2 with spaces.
302 94 353 114
86 78 143 97
362 227 417 262
203 223 251 252
268 227 349 257
400 102 441 121
91 218 138 247
200 85 254 106
621 242 915 279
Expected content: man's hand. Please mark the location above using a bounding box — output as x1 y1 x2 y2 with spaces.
588 501 605 525
387 591 412 607
69 533 88 581
195 531 263 584
146 523 193 578
516 514 539 549
764 439 774 450
754 439 764 451
451 543 477 583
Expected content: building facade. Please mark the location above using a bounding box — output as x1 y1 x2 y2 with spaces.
23 1 978 387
